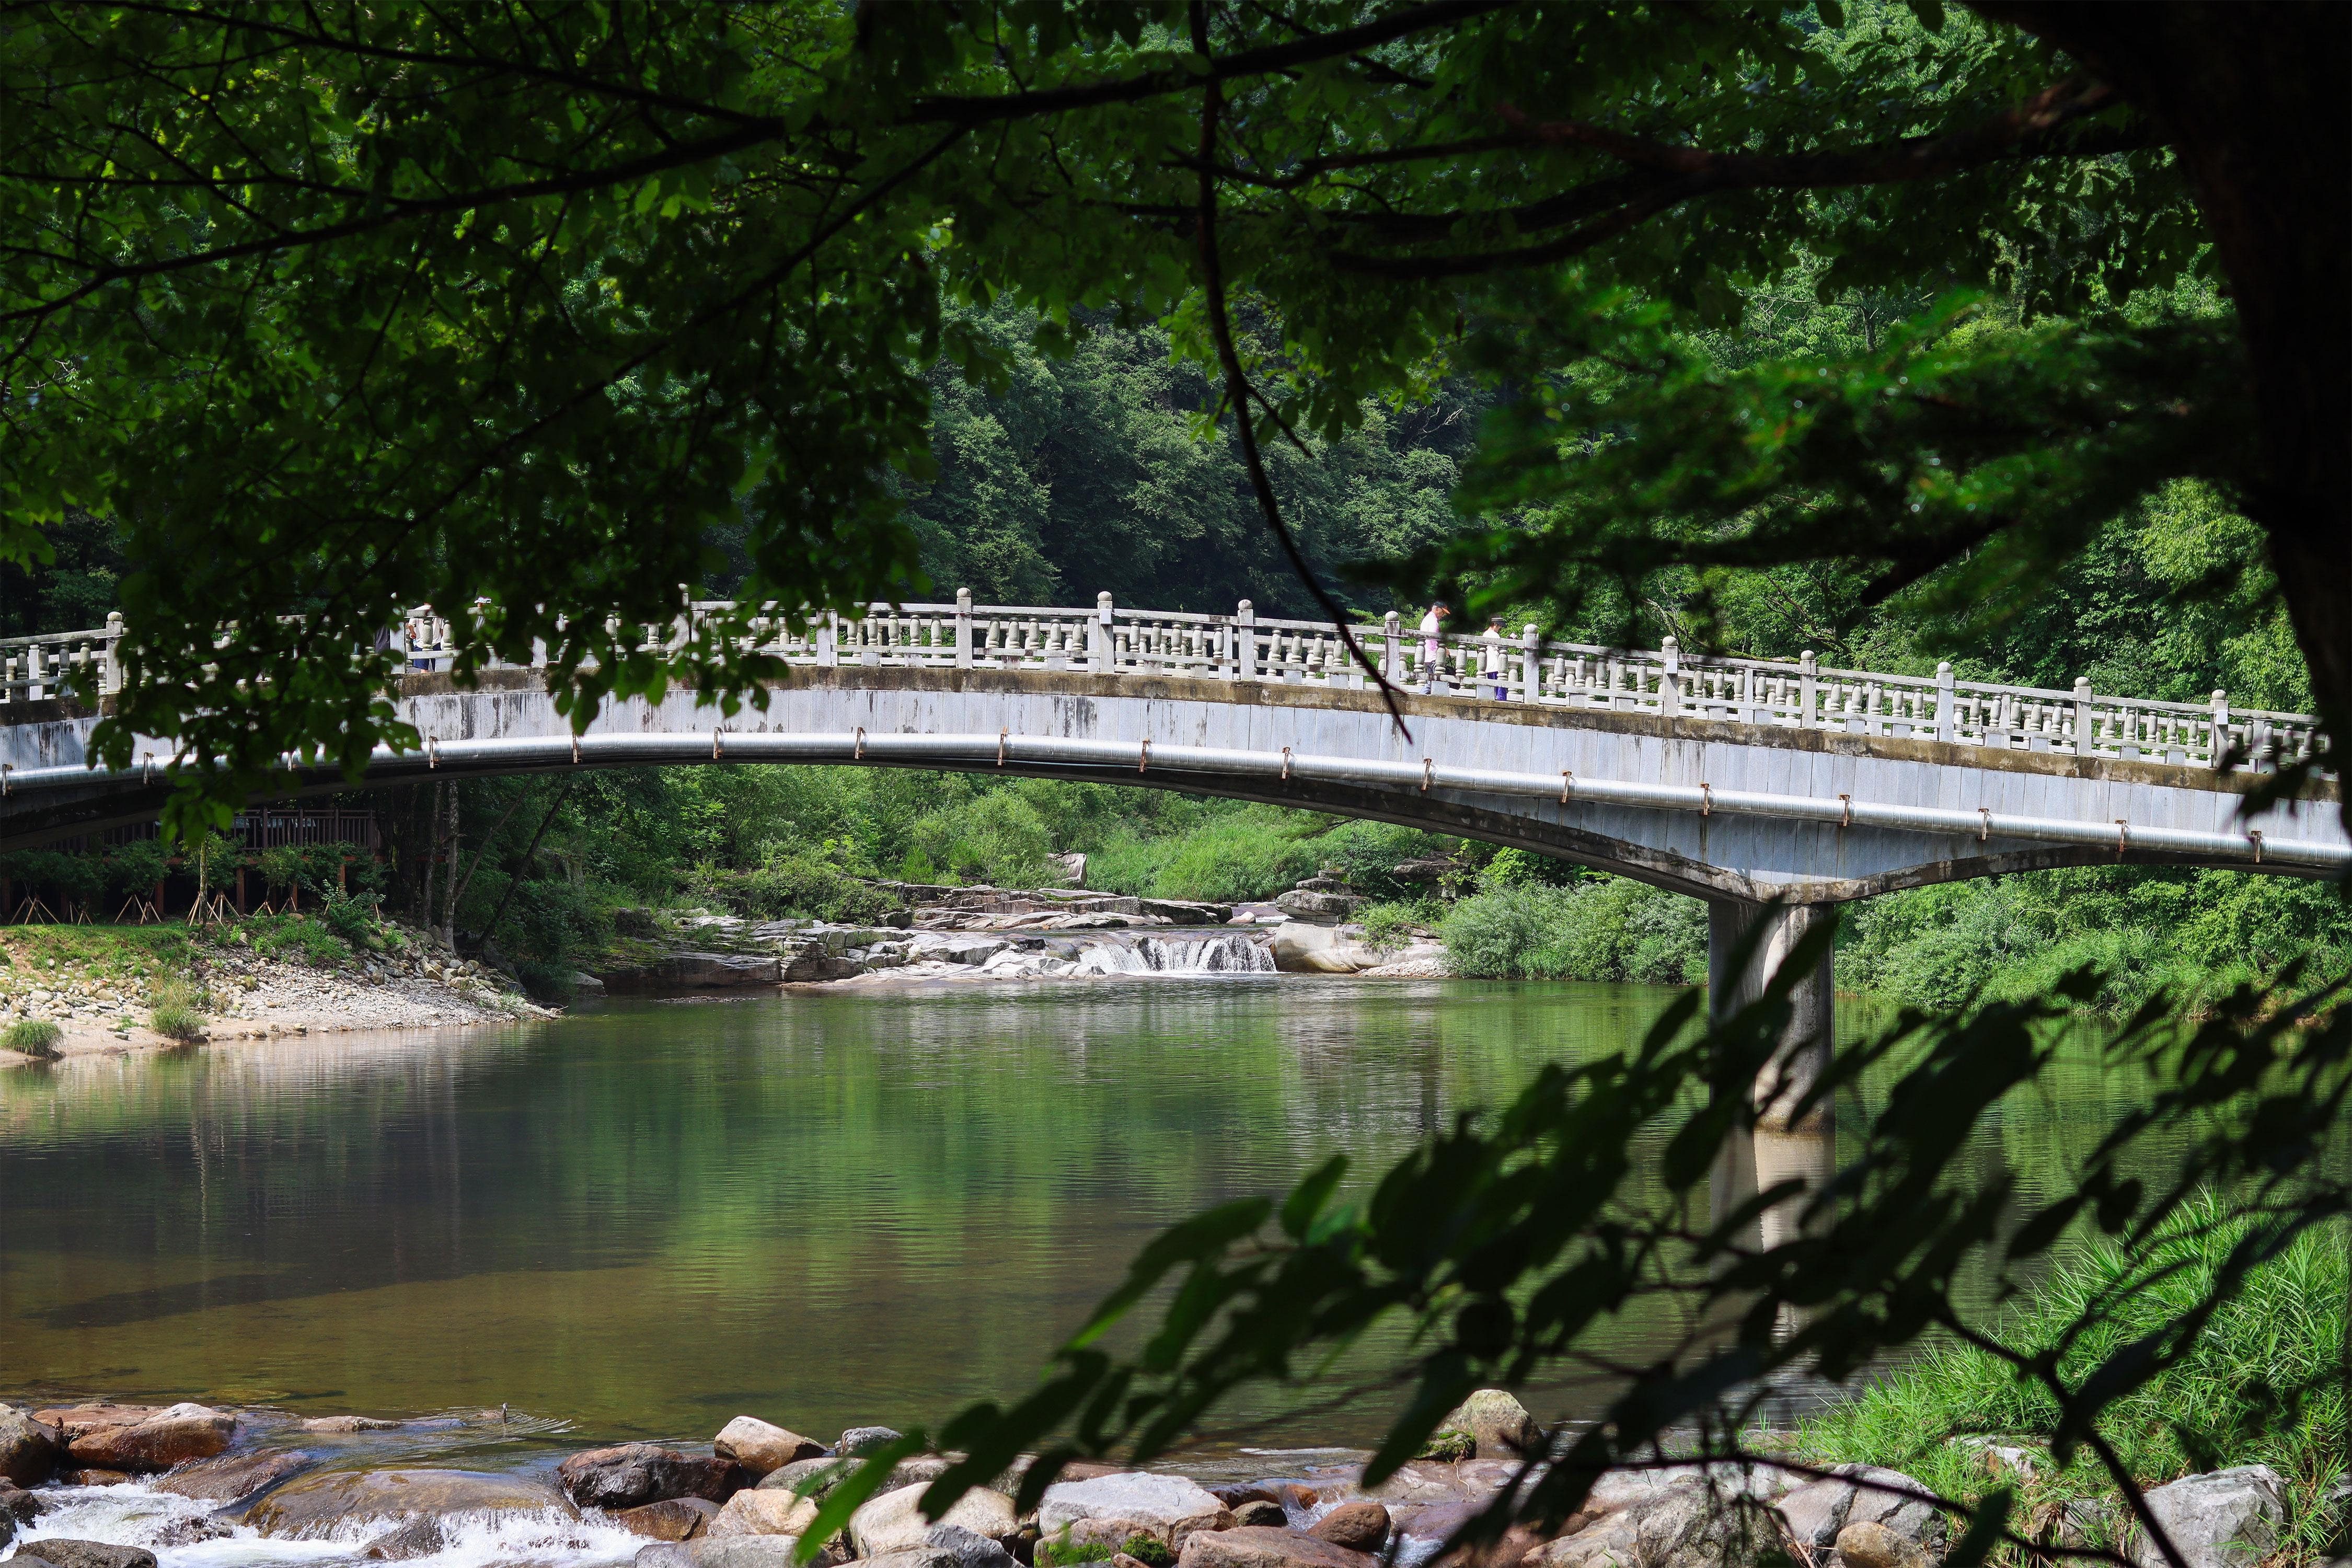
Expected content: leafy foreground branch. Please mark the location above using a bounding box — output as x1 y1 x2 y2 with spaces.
806 947 2350 1567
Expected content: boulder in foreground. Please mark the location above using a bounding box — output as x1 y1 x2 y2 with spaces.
14 1544 157 1568
851 1481 1017 1556
1309 1502 1390 1553
246 1467 578 1536
0 1409 64 1487
1039 1472 1231 1548
1175 1526 1378 1568
2131 1465 2286 1568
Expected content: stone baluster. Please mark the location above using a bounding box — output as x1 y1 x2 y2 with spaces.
1090 592 1112 673
816 610 838 667
1518 624 1540 702
103 612 125 694
1934 663 1954 742
1661 637 1682 718
2072 677 2093 756
1237 600 1258 681
952 589 973 668
1798 651 1817 728
1382 611 1401 685
2208 689 2230 769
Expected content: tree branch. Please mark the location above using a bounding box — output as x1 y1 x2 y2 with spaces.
898 0 1516 127
1189 1 1411 736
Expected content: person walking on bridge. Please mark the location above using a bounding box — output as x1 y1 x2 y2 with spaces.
1483 616 1510 700
1417 600 1450 693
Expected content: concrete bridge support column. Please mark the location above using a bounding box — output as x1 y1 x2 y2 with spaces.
1706 901 1837 1246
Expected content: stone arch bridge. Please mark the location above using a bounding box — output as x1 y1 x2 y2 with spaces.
1 592 2339 1143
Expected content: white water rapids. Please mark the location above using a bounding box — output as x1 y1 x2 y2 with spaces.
2 1478 641 1568
1066 933 1274 975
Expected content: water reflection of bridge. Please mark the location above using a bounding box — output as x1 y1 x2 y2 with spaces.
3 597 2341 1224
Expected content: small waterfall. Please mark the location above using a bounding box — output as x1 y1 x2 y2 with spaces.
1071 933 1274 975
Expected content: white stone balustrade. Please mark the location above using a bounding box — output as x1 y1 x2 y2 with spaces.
3 597 2327 776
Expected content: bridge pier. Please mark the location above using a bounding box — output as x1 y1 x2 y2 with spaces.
1706 901 1836 1244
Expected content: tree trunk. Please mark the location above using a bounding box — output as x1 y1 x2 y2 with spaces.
420 780 444 937
1977 3 2351 732
438 781 460 949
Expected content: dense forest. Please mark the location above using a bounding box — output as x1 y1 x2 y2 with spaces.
4 290 2336 1010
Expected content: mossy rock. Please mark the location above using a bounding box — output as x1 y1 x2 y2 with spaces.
1415 1429 1475 1462
1121 1538 1173 1568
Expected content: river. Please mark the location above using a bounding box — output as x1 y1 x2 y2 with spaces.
1 976 2145 1450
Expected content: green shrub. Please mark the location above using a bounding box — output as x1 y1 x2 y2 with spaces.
148 975 207 1042
3 1018 62 1058
1035 1530 1113 1568
717 848 900 923
1358 901 1436 954
1803 1196 2348 1560
318 887 385 950
908 791 1057 887
1089 808 1323 902
251 915 350 968
1439 879 1705 983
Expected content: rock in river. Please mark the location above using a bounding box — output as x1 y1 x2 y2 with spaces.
1039 1473 1232 1549
618 1498 722 1541
1177 1526 1377 1568
715 1417 826 1477
851 1482 1017 1556
65 1404 235 1473
13 1542 158 1568
861 1523 1018 1568
0 1408 64 1486
709 1491 819 1539
246 1468 578 1536
837 1426 905 1457
759 1457 856 1498
154 1449 313 1504
638 1539 841 1568
1310 1503 1390 1553
1437 1391 1541 1461
559 1443 740 1508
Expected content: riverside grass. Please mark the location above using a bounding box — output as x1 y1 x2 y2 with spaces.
1801 1196 2349 1562
2 1018 61 1057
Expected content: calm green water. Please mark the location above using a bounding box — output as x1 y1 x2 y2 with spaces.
0 977 2144 1446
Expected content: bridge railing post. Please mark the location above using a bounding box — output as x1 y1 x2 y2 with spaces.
103 612 124 695
1798 650 1817 728
1382 611 1401 687
2072 677 2093 756
1237 600 1257 682
817 611 838 668
1093 592 1114 674
1661 636 1681 718
1518 624 1539 704
2209 689 2230 769
955 589 973 669
1935 661 1955 743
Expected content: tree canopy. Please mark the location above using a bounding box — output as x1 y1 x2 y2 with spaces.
3 1 2342 824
